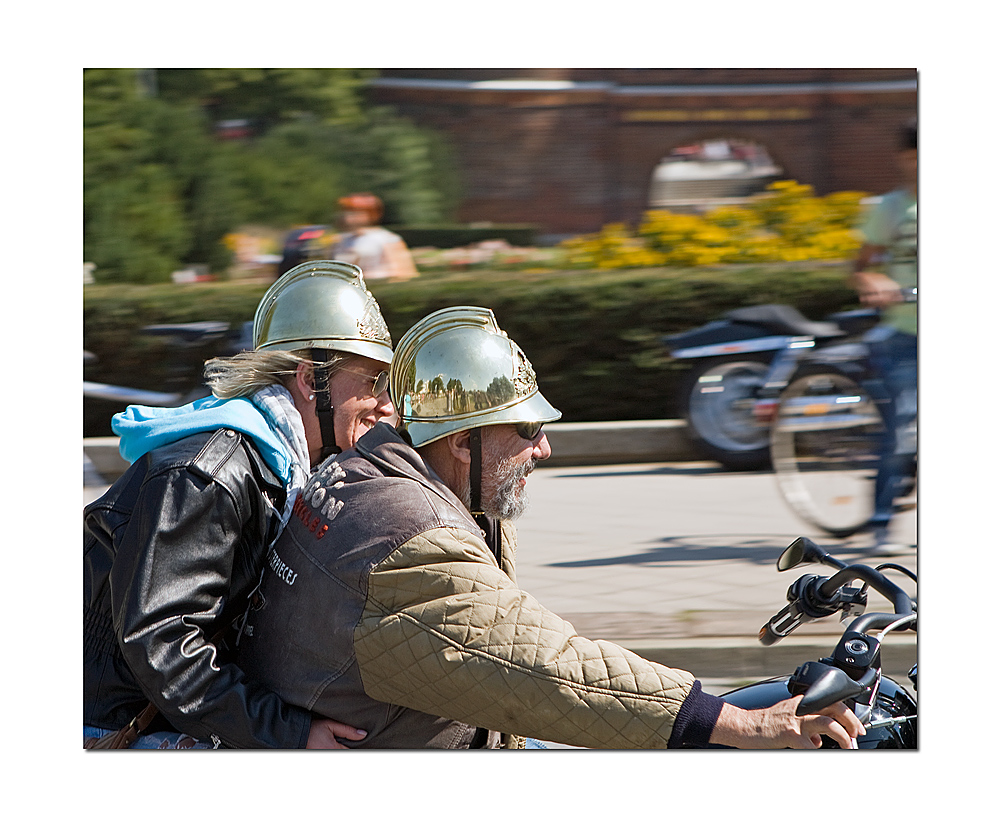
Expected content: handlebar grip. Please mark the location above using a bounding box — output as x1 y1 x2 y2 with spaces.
758 624 781 646
758 601 805 645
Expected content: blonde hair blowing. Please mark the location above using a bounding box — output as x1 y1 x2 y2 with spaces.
204 349 348 400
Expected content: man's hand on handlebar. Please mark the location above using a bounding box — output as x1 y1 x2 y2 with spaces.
711 698 866 750
306 718 368 749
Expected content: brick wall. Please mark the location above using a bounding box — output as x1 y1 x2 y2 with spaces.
370 69 917 235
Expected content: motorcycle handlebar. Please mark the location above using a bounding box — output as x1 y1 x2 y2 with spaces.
759 562 914 645
817 565 913 615
758 575 843 644
848 611 916 636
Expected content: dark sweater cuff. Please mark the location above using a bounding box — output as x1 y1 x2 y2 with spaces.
667 681 726 748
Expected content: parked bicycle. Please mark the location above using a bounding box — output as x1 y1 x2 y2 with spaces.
769 289 917 537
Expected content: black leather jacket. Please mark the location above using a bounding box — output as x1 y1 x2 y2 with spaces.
83 428 313 748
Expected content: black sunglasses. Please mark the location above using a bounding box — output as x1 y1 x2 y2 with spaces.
515 421 544 441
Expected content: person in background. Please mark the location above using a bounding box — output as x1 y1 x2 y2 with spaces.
84 261 393 749
851 120 918 557
237 305 865 750
331 192 419 280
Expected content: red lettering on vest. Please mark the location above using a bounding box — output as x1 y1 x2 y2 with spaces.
293 492 331 538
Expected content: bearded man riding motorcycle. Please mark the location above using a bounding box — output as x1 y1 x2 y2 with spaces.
236 306 865 749
84 261 393 749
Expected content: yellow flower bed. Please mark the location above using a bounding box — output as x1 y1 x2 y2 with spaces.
561 180 869 269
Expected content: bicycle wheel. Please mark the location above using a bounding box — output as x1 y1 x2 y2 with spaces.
770 365 885 537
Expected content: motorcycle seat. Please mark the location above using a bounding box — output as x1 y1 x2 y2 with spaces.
140 321 232 346
725 304 844 338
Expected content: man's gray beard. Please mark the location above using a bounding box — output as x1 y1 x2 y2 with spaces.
486 454 532 520
458 438 533 520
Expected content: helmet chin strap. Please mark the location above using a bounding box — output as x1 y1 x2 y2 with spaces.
469 426 484 516
311 349 341 461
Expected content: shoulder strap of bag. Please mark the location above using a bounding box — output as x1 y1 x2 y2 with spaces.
84 702 159 750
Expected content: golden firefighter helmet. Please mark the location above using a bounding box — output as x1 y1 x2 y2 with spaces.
391 306 561 448
253 260 392 364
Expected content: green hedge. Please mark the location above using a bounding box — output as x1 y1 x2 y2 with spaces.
83 263 859 437
391 224 540 248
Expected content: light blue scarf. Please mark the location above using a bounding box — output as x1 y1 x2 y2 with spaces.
112 386 310 493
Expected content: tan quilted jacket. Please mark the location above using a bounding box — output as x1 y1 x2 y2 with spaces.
238 424 704 749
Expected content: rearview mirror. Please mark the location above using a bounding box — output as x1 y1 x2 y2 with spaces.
777 537 828 571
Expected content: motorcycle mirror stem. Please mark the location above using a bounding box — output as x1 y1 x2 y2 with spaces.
777 537 848 572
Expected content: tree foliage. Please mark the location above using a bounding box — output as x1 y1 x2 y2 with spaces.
84 69 461 283
156 68 375 128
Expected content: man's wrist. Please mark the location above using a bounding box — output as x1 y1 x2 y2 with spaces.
668 682 726 748
707 703 759 749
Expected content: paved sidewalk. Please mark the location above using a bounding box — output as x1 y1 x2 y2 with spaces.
511 459 917 687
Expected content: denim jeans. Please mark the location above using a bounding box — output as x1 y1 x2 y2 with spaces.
84 724 545 750
865 327 918 528
84 725 216 749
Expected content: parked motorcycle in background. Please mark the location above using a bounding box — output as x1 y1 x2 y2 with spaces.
84 321 254 436
662 303 881 470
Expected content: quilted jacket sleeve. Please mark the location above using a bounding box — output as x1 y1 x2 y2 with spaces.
354 526 702 749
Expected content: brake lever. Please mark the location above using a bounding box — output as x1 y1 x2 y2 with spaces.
790 663 879 716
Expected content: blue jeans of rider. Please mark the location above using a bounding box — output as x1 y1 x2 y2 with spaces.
83 726 549 750
866 328 918 536
84 725 216 749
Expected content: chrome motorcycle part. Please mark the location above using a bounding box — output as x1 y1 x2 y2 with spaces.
722 542 917 749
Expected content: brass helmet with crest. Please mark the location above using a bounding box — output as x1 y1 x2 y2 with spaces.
253 260 392 364
253 260 392 459
390 306 561 448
